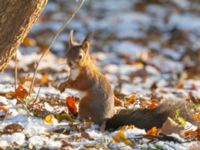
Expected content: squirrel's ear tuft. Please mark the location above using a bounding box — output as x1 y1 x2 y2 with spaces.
83 32 93 43
82 32 93 52
68 30 78 48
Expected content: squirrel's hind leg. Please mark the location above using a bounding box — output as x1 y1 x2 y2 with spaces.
79 97 92 122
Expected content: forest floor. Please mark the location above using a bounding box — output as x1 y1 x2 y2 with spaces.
0 0 200 149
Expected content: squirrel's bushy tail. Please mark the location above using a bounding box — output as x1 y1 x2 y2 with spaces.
105 98 197 131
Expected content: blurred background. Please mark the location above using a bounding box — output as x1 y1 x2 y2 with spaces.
3 0 200 95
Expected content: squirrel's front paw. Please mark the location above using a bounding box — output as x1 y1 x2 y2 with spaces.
58 83 66 92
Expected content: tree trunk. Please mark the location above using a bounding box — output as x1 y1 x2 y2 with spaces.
0 0 48 71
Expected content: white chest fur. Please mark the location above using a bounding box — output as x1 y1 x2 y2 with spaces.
79 91 87 98
69 68 80 81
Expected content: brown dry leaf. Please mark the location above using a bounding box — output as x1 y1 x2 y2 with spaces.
22 37 36 47
192 113 200 122
81 131 93 140
176 80 184 89
3 123 24 134
0 103 8 113
161 117 184 135
146 127 160 137
15 84 29 100
0 83 29 100
19 76 33 85
0 91 16 99
183 128 200 139
140 99 151 108
188 92 200 104
132 61 144 68
114 97 124 107
124 94 137 107
66 96 78 115
40 73 49 85
150 82 158 90
61 140 73 148
0 115 6 122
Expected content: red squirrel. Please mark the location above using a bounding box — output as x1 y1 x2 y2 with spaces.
58 31 115 124
59 31 198 130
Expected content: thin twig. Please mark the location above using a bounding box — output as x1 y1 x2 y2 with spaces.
29 0 85 94
14 51 18 91
33 85 42 103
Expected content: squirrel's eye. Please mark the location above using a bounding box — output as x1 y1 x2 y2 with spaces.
68 62 72 67
79 54 83 59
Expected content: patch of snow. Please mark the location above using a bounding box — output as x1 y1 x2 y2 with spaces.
171 0 190 9
170 14 200 32
44 102 54 112
0 133 25 148
112 41 148 57
148 55 184 73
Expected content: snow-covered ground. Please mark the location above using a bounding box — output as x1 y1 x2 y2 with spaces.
0 0 200 149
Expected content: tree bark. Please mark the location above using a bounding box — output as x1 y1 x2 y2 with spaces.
0 0 48 71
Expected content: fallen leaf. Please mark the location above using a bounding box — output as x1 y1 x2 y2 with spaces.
55 112 74 122
81 131 93 140
132 61 144 67
146 127 160 137
114 97 124 107
52 128 70 135
15 84 29 100
66 96 78 115
0 103 8 113
112 130 126 143
22 37 36 47
112 130 135 146
43 114 54 124
188 92 200 104
147 101 158 110
0 115 6 121
0 91 15 99
161 117 184 135
61 140 73 148
19 76 33 85
124 94 137 106
150 82 158 90
3 123 24 134
192 113 200 122
183 128 200 139
40 73 49 85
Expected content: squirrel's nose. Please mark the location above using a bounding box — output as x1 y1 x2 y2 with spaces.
68 62 72 67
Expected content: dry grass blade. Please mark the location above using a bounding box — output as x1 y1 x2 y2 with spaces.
29 0 85 94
